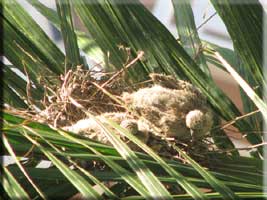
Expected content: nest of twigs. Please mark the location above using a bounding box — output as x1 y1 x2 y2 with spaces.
37 66 132 128
20 59 216 166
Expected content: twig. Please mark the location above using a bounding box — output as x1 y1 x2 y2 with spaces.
23 62 34 107
54 112 62 128
90 82 124 106
239 142 267 150
102 51 144 88
223 127 266 136
89 51 144 100
176 12 217 42
210 109 260 133
197 12 217 31
220 110 260 130
60 69 72 100
221 142 267 153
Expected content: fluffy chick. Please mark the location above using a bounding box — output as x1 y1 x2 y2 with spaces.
122 74 213 142
64 112 149 150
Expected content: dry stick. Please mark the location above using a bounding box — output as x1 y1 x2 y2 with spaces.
209 110 261 146
237 142 267 150
54 112 63 128
210 109 260 131
68 96 90 114
23 62 34 107
220 110 260 130
90 82 125 106
60 69 72 100
177 12 217 42
197 12 217 31
221 126 266 138
90 51 145 99
222 142 267 153
103 51 144 87
131 79 153 87
175 12 217 64
118 45 132 65
88 61 104 72
52 70 72 128
61 69 72 89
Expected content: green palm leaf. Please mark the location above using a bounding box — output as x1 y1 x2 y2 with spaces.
172 0 210 75
56 0 83 67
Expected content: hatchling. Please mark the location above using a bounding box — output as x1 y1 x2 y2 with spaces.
122 73 214 142
64 112 149 151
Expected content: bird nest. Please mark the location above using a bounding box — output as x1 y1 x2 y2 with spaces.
30 65 216 164
37 66 131 128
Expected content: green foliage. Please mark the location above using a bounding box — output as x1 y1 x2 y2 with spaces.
1 0 266 199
